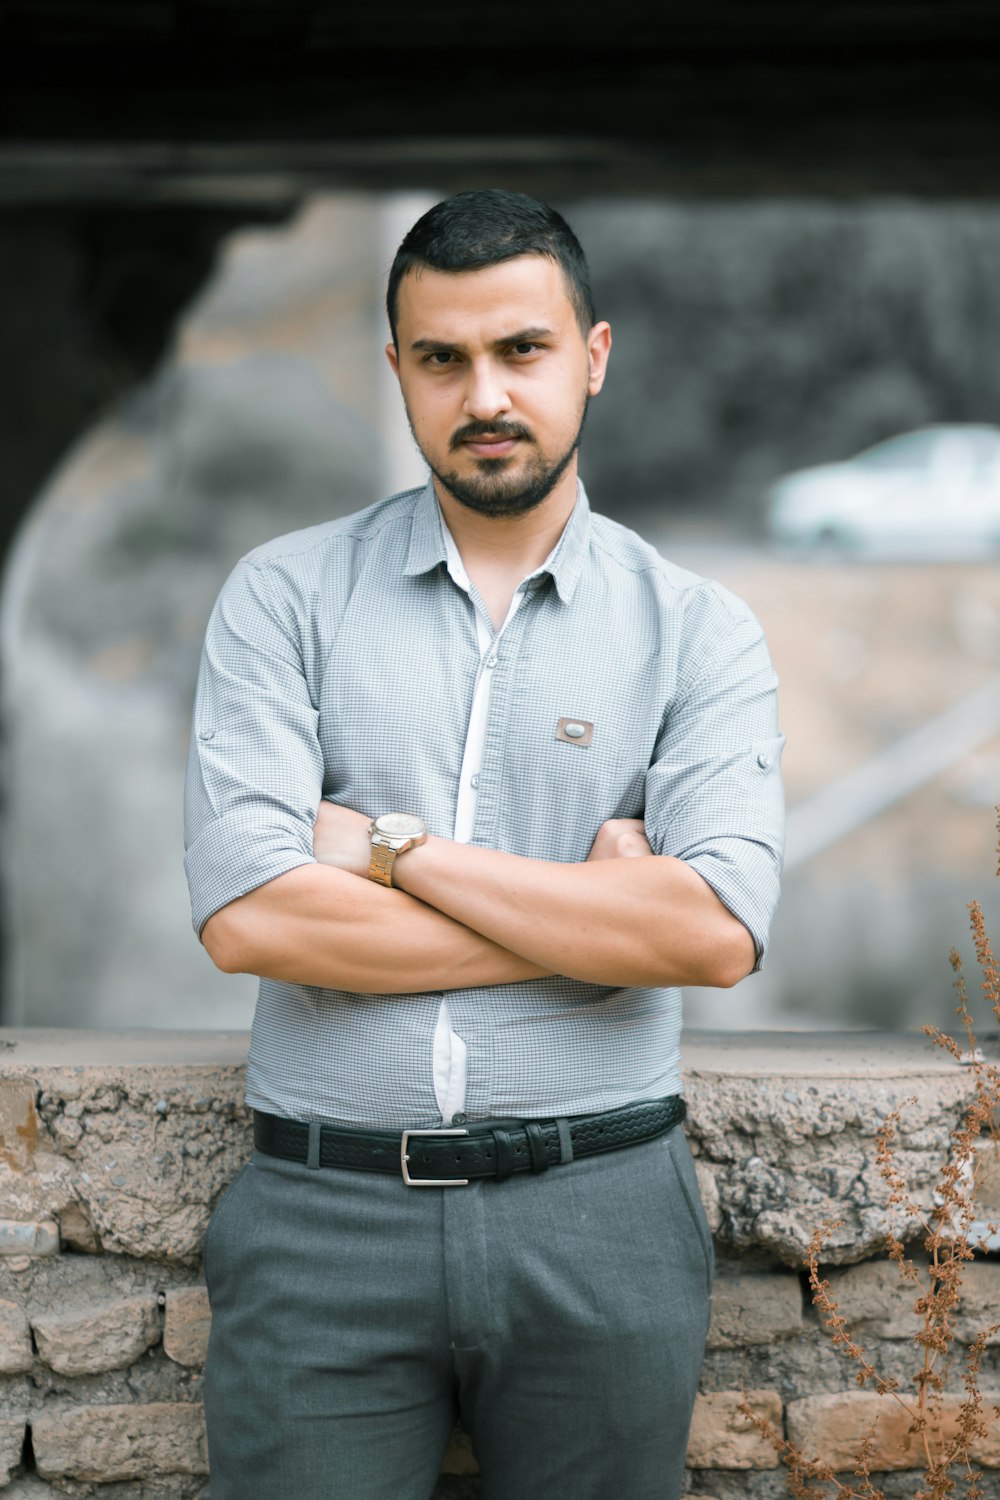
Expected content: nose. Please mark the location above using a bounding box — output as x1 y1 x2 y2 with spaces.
462 358 511 422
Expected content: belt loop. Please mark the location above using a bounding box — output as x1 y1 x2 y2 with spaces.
525 1121 549 1173
306 1121 322 1170
555 1118 574 1165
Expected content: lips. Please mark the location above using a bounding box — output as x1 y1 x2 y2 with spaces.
464 435 519 457
452 422 532 456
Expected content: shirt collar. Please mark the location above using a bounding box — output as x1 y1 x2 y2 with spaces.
403 479 450 579
542 481 591 603
403 476 591 605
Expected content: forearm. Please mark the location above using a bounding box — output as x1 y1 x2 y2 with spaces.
393 836 755 988
201 863 549 993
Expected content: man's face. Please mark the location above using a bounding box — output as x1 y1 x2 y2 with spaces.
387 255 611 519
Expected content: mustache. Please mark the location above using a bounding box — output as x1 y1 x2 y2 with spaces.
450 420 534 450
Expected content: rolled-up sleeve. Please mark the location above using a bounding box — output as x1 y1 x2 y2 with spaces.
184 559 323 936
644 592 785 969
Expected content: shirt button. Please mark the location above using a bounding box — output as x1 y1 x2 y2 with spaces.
198 728 216 742
757 752 771 769
470 774 480 789
485 655 498 669
564 722 587 739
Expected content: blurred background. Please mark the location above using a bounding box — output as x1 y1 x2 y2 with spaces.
0 6 998 1037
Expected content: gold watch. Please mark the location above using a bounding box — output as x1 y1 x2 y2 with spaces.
367 813 428 887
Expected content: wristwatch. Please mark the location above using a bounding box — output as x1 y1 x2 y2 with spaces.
367 813 428 887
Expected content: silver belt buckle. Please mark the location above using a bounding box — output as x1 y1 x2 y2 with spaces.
401 1127 470 1187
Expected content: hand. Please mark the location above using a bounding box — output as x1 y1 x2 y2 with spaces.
586 818 653 862
313 801 372 880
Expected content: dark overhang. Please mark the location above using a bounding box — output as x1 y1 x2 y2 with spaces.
0 1 998 201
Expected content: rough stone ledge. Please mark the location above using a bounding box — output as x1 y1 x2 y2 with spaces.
0 1030 252 1266
0 1028 988 1266
683 1028 984 1266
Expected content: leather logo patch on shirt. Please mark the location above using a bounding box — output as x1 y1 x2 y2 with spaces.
555 717 594 747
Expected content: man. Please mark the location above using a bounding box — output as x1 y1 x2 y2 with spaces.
185 189 784 1500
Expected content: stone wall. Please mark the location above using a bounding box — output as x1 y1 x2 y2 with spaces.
0 1028 996 1498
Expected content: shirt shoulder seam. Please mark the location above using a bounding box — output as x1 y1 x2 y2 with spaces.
588 526 754 630
242 491 424 575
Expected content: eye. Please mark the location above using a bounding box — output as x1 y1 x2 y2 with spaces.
425 351 456 366
510 342 540 357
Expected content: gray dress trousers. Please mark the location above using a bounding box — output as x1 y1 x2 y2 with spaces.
203 1124 713 1500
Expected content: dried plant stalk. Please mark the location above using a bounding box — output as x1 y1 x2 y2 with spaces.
741 810 1000 1498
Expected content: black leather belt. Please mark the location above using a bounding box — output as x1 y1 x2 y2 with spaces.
253 1095 686 1187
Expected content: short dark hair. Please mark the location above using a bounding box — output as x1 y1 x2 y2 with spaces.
386 189 596 346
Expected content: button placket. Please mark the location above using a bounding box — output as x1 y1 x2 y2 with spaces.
463 586 536 839
468 593 539 851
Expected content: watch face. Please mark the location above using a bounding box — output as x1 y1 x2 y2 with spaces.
374 813 426 838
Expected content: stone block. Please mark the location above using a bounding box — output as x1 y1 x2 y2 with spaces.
0 1082 38 1172
33 1401 209 1481
0 1221 58 1258
973 1403 1000 1466
972 1137 1000 1217
707 1270 803 1348
787 1390 1000 1471
789 1391 929 1471
163 1286 211 1368
32 1293 160 1375
828 1257 1000 1346
0 1418 26 1484
685 1389 782 1470
0 1299 33 1373
825 1260 917 1338
954 1260 1000 1344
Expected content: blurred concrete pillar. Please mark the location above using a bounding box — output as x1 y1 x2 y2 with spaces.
375 194 436 499
0 194 379 1029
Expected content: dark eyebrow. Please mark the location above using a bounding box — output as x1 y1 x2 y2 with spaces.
497 326 552 345
409 326 554 354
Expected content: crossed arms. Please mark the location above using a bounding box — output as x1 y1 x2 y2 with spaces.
189 551 783 999
201 804 756 995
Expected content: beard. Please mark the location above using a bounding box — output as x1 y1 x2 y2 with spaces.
414 399 589 520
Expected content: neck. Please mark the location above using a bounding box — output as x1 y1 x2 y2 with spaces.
433 462 579 579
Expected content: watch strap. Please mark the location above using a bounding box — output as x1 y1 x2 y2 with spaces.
368 838 398 887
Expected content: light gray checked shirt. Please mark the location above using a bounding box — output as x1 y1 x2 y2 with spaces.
184 480 785 1130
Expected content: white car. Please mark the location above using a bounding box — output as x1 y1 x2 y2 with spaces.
767 425 1000 557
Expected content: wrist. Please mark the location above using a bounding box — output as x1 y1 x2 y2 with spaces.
388 832 438 895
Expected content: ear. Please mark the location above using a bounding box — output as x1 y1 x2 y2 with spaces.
586 321 612 396
385 341 400 379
